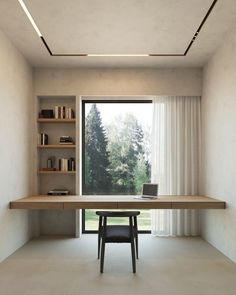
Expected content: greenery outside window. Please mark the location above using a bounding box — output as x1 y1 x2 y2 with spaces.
82 100 152 232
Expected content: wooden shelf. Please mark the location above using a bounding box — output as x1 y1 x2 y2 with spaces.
37 96 77 202
38 170 76 174
37 145 76 149
37 118 76 123
10 195 226 210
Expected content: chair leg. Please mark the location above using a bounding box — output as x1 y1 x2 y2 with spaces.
100 240 106 273
100 216 107 273
131 240 136 273
134 216 138 259
130 217 136 273
98 216 102 259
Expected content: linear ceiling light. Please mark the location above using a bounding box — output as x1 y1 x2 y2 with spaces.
17 0 218 57
88 54 149 57
18 0 42 37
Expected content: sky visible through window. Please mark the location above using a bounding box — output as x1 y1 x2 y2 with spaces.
85 103 152 128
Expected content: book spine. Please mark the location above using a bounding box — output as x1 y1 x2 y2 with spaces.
58 158 74 171
45 134 48 145
68 158 72 171
70 158 75 171
62 158 65 171
55 106 58 119
40 133 48 145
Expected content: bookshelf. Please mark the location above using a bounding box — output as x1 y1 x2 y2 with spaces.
37 118 76 123
38 170 76 174
37 96 77 196
37 145 76 149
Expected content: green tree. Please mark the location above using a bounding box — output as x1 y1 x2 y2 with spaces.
106 114 146 193
84 151 92 187
85 104 111 194
134 154 149 193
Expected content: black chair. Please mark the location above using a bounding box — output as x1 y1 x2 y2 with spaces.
96 211 140 273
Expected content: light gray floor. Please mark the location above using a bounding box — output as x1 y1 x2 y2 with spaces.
0 235 236 295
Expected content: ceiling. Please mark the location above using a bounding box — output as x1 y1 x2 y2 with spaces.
0 0 236 68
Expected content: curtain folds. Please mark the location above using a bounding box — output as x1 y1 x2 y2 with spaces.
151 96 201 236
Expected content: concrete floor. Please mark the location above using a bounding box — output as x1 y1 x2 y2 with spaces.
0 235 236 295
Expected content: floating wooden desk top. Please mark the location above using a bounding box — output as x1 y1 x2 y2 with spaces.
10 195 226 210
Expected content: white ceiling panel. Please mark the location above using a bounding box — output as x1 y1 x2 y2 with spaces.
24 0 213 54
0 0 236 67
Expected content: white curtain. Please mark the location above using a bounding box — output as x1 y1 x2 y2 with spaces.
151 96 201 236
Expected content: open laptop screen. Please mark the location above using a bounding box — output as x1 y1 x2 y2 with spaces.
142 184 158 196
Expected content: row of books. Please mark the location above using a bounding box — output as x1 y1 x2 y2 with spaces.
55 106 74 119
58 158 76 171
38 133 48 145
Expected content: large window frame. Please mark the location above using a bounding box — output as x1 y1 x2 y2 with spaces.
82 99 152 233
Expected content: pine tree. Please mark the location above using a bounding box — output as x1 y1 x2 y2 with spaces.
85 104 111 194
84 151 92 187
106 114 146 193
134 154 149 193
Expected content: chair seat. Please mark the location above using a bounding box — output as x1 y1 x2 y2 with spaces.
105 225 131 243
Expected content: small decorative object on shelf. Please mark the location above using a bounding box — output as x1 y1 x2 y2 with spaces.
38 133 49 145
55 106 74 119
48 189 70 196
40 109 54 118
46 156 56 170
59 135 74 145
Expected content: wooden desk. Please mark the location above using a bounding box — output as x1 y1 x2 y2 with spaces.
10 195 226 210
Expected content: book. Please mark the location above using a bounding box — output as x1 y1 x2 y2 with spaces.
58 157 76 171
48 189 70 196
59 135 73 144
54 105 74 119
38 133 48 145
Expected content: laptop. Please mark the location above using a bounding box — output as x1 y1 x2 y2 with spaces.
135 183 158 199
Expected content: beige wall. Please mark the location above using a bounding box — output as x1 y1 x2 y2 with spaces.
201 28 236 262
0 30 34 261
34 67 202 235
34 68 202 96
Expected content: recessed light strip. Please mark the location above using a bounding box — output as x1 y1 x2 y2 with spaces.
184 0 218 55
18 0 218 57
88 54 149 57
18 0 42 37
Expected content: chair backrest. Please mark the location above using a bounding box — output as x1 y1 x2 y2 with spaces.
96 211 140 218
142 183 158 196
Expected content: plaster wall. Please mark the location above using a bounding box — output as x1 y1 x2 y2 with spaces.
0 30 34 261
201 28 236 262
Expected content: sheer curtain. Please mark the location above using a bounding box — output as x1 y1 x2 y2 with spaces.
151 96 201 236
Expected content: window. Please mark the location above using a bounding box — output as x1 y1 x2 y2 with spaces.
82 100 152 232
